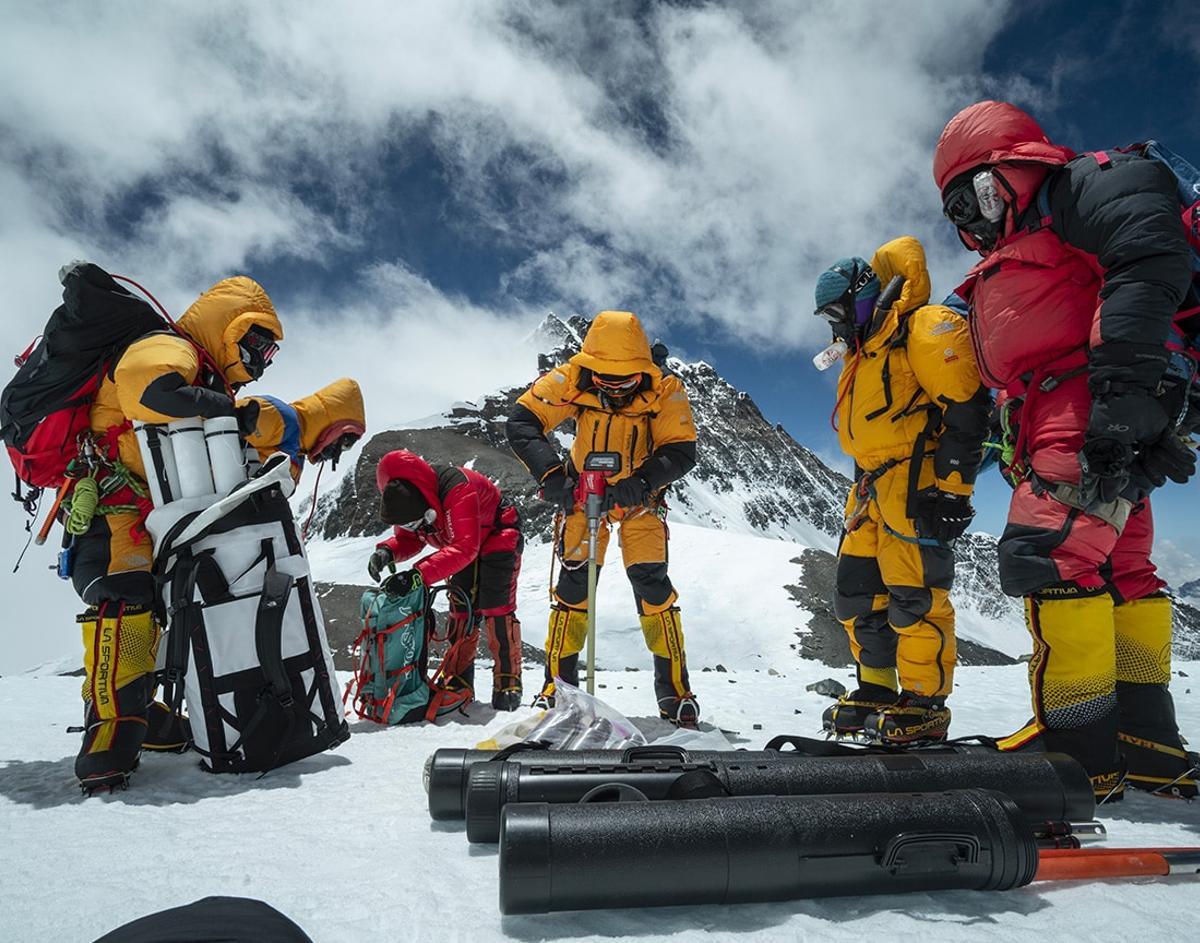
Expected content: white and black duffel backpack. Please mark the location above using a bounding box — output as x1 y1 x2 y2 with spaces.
149 456 349 774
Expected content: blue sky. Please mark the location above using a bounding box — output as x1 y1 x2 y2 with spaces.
1 0 1197 586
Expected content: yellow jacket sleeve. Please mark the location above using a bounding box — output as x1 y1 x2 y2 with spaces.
515 367 580 436
113 335 204 423
239 396 289 460
906 305 991 494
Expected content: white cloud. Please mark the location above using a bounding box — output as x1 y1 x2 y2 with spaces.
0 0 1028 672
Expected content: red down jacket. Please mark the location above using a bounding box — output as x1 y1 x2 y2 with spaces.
375 450 504 585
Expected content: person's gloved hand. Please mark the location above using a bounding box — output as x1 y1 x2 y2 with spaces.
604 475 649 511
235 400 261 437
381 568 423 597
539 467 577 512
914 488 975 543
1086 390 1169 447
1129 433 1197 494
367 546 394 583
1078 437 1134 510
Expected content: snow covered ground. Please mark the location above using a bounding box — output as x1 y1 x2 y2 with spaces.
2 662 1197 942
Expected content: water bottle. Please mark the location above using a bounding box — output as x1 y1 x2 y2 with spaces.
973 171 1005 222
812 340 848 371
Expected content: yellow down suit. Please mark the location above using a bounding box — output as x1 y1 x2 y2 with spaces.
505 311 698 710
832 237 990 698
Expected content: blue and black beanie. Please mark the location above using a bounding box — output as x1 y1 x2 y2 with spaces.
814 257 880 310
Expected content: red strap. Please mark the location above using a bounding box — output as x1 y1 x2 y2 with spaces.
1091 150 1112 169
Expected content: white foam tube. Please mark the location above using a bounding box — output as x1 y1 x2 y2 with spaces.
205 415 248 495
168 418 216 499
133 421 179 508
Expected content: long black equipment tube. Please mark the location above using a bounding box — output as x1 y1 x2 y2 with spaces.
465 749 1094 843
425 738 1007 821
498 788 1040 914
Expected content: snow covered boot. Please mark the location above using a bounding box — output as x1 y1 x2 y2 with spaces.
486 614 523 711
141 700 192 754
75 604 158 793
864 693 951 744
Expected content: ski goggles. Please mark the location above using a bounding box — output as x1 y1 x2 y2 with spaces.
942 180 983 228
814 302 849 324
592 372 642 394
241 329 280 361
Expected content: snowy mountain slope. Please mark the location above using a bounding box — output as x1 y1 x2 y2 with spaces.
2 664 1198 942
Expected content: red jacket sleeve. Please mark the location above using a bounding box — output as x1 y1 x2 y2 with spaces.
378 529 424 562
413 480 482 585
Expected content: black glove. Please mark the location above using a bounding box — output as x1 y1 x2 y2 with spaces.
539 468 577 512
604 475 649 511
381 568 423 597
1086 390 1168 447
1129 433 1197 493
367 546 394 583
914 488 975 543
1078 437 1134 510
235 400 261 437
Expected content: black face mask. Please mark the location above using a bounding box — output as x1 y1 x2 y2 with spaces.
941 169 1004 253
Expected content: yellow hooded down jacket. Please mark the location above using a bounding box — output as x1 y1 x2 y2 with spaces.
835 236 989 496
241 377 366 478
89 276 282 485
507 311 698 491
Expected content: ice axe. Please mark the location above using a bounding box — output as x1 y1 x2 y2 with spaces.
575 451 621 694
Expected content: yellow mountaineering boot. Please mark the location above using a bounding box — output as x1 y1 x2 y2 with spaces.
640 607 698 728
75 604 159 793
534 605 587 709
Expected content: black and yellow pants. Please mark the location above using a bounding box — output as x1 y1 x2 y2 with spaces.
545 507 691 700
833 474 956 698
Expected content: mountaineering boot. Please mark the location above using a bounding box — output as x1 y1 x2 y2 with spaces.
1117 682 1198 798
486 614 523 711
822 665 899 738
536 605 588 708
657 685 700 730
141 701 192 754
1119 735 1199 799
864 692 951 744
75 604 159 793
1112 598 1198 798
640 608 697 726
822 684 899 738
533 654 579 710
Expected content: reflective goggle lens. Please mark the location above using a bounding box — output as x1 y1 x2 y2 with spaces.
942 183 981 227
815 303 847 323
594 373 641 393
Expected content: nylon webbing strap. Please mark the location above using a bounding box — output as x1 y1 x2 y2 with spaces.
256 567 296 706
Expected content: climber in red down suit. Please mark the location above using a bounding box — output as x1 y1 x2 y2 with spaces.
367 449 524 710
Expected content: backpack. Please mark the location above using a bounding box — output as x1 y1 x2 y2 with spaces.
0 263 168 499
152 456 350 773
1019 142 1200 435
1033 141 1200 355
345 582 476 724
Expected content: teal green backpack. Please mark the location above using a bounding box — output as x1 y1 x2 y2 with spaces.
343 583 475 725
